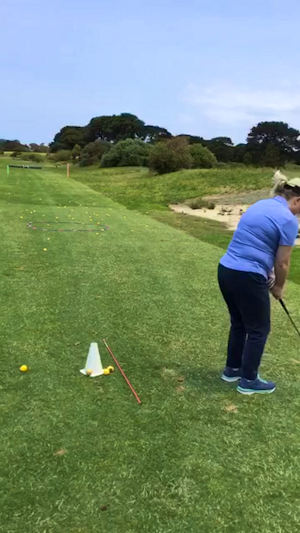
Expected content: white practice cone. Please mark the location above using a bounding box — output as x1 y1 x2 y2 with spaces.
80 342 104 377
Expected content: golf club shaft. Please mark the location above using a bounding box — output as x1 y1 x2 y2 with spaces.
102 339 142 404
279 299 300 337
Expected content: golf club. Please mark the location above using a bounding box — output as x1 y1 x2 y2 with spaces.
279 299 300 337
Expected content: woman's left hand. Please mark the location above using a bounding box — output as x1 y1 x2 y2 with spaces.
267 268 275 290
271 284 283 300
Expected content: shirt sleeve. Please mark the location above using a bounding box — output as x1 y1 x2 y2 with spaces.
279 218 299 246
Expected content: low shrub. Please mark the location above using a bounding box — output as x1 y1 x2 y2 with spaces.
100 139 150 168
20 153 44 163
79 141 111 167
148 137 192 174
50 150 72 162
186 198 215 210
190 144 217 168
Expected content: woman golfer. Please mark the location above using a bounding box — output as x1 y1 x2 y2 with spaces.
218 172 300 395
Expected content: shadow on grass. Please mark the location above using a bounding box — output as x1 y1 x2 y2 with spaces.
182 367 229 395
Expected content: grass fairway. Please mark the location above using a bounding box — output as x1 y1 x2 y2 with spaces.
71 165 300 285
2 162 300 533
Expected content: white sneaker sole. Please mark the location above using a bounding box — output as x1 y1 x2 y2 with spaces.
221 375 241 383
237 387 276 395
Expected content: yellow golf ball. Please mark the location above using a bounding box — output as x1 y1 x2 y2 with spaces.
103 368 110 375
107 366 115 373
20 365 28 372
86 369 93 376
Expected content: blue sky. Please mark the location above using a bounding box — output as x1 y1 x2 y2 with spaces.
2 0 300 144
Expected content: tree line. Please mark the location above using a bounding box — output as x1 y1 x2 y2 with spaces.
49 114 300 168
3 114 300 173
0 140 48 153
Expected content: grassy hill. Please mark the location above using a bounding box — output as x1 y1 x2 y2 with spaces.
71 165 274 210
70 164 300 284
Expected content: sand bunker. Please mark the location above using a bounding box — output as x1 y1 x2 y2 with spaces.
169 191 300 245
169 203 248 231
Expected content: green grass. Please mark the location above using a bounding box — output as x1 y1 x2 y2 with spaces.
70 164 300 285
71 165 275 210
2 160 300 532
2 151 48 158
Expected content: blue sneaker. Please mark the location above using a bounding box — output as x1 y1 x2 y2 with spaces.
221 367 242 383
237 377 276 395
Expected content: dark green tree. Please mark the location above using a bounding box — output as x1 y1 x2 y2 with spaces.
79 141 111 166
29 143 39 152
87 113 145 143
210 137 233 146
143 125 172 142
233 143 247 163
262 143 283 167
243 152 253 165
72 144 81 161
50 150 72 162
247 121 299 147
3 140 29 151
204 137 235 163
29 143 48 153
50 126 88 152
39 144 48 153
247 121 300 164
188 135 207 144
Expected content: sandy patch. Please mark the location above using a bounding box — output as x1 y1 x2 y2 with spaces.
169 199 300 245
169 203 248 231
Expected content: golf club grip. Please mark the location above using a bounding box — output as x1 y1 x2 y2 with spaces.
279 298 287 312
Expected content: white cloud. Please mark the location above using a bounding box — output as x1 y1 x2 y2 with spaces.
184 83 300 125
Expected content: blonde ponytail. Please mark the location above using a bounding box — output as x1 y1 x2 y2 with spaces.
271 170 288 196
271 170 300 198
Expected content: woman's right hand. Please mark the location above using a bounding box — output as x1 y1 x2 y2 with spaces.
271 285 283 300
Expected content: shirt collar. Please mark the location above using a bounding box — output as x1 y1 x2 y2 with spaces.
274 196 288 207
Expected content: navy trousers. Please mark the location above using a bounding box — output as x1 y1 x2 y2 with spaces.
218 263 270 380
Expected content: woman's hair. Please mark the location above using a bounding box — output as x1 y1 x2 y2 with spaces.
272 170 300 199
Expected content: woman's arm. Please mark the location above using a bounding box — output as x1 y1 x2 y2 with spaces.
272 245 293 299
